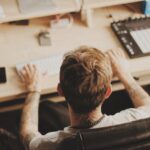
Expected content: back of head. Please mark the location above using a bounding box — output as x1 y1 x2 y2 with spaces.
60 46 112 114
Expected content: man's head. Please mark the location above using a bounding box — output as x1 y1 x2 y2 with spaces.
58 46 112 114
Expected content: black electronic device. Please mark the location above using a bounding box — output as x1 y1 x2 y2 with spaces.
0 67 7 83
9 20 29 25
111 16 150 58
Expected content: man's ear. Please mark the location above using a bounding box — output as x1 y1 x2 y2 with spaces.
57 83 64 96
104 86 112 99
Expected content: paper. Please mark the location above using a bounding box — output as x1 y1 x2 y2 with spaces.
17 0 55 13
0 5 5 18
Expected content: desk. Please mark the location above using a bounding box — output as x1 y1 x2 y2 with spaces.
0 4 150 103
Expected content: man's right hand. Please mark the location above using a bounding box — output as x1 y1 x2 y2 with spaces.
20 64 42 93
106 49 130 79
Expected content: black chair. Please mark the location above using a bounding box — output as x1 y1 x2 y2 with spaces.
0 128 24 150
59 117 150 150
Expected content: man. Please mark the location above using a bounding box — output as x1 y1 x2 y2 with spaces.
20 47 150 150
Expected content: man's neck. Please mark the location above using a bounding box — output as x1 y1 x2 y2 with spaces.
69 105 103 128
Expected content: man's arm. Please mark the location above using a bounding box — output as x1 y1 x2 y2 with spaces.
19 64 43 149
117 72 150 107
20 92 41 149
107 49 150 108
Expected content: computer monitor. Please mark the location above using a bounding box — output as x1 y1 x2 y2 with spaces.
17 0 55 14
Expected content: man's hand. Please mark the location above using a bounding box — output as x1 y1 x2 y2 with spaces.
107 49 150 108
106 49 129 78
20 64 42 92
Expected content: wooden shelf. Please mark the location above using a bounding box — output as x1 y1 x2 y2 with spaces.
83 0 143 9
0 0 144 25
0 0 80 23
82 0 144 27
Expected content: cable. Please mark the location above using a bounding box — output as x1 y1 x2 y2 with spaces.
51 13 74 29
80 0 84 12
75 0 84 12
106 7 116 22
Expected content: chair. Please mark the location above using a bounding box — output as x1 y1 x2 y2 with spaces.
58 117 150 150
0 128 24 150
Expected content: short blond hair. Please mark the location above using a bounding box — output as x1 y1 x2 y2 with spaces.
60 46 112 114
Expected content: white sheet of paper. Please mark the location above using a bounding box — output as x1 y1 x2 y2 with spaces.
0 5 5 18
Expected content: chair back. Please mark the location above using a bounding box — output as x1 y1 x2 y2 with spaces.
59 117 150 150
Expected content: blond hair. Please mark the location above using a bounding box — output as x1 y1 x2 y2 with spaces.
60 46 112 114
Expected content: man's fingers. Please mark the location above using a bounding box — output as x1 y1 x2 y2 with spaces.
111 49 119 57
18 63 42 92
106 50 116 60
25 64 38 79
19 71 25 82
119 49 125 58
27 64 34 74
20 69 29 83
106 49 125 59
33 64 39 74
112 49 125 58
24 65 32 79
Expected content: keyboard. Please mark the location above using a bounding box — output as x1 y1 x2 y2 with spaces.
130 29 150 53
16 54 63 76
111 16 150 58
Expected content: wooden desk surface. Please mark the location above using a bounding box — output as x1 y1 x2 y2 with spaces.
0 5 150 102
0 0 79 23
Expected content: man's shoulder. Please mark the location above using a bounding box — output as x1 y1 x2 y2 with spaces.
29 130 73 150
102 107 150 126
114 107 150 119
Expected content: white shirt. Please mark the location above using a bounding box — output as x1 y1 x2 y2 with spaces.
30 107 150 150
